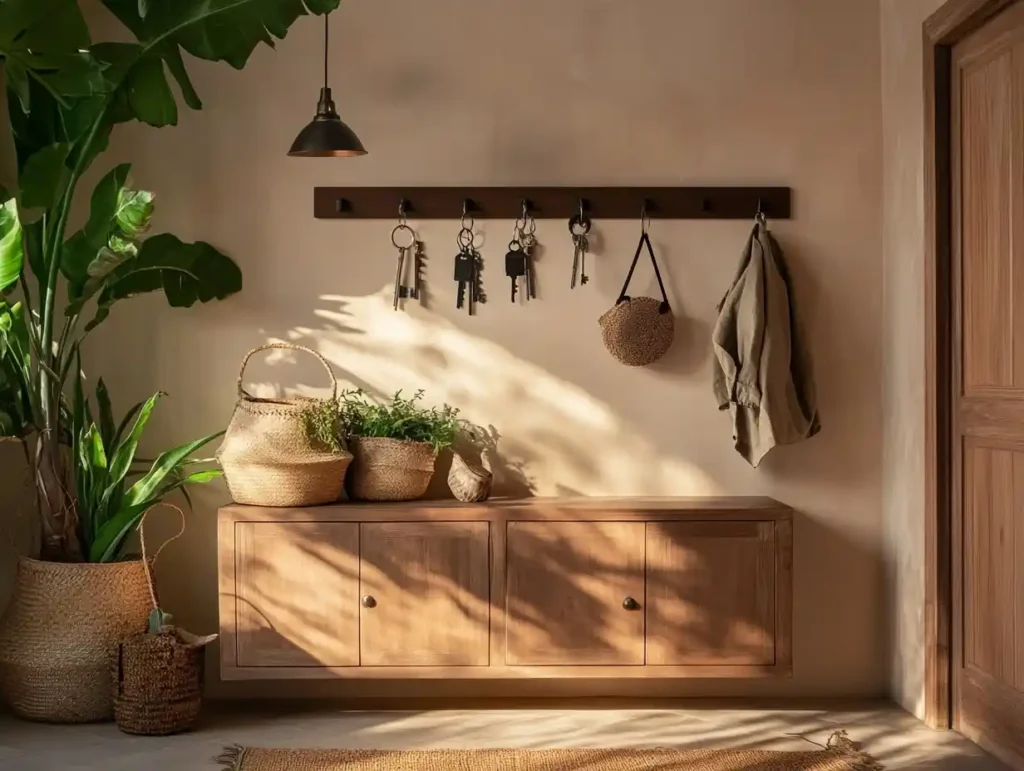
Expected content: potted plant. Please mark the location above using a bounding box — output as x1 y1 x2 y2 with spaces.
0 0 337 721
341 390 460 502
0 379 222 722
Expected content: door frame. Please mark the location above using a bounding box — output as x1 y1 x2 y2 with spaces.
922 0 1020 730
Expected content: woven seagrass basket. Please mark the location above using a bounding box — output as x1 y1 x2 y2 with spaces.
347 437 437 502
112 631 206 735
0 558 150 723
218 343 351 506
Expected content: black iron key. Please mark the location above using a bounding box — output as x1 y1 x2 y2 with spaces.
505 243 526 302
455 251 474 310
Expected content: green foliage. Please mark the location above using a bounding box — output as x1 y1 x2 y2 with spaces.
0 301 33 438
340 390 461 452
0 0 334 558
71 377 223 562
301 399 344 453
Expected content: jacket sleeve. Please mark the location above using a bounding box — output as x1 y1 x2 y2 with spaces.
712 229 766 410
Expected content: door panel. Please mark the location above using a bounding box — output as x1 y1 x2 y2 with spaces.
359 522 490 666
954 7 1024 764
505 521 645 665
235 522 360 667
646 522 775 666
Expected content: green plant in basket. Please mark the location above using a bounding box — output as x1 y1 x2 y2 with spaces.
301 399 345 453
340 390 460 451
70 370 222 562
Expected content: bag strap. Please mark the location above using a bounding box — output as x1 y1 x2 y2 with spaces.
236 343 338 400
617 232 671 313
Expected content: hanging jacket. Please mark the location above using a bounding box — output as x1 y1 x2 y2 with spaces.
712 221 819 467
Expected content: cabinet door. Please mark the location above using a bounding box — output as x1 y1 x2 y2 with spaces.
505 521 646 666
646 521 775 666
235 522 360 667
359 522 490 666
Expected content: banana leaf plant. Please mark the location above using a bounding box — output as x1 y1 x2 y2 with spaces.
0 0 340 561
72 375 222 562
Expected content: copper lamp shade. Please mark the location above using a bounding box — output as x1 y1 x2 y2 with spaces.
288 15 366 158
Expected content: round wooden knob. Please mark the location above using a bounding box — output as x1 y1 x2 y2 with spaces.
622 597 640 611
361 595 377 609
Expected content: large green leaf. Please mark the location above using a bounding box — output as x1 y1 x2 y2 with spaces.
0 199 23 294
61 164 155 302
125 53 177 127
80 233 242 330
19 143 71 209
61 163 132 290
124 430 224 508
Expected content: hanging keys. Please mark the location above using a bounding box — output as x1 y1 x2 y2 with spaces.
454 207 479 314
505 241 526 303
391 203 417 311
569 209 592 289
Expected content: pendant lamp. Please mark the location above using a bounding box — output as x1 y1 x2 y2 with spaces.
288 13 367 157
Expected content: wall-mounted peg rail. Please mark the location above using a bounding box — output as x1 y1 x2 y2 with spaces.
312 187 792 220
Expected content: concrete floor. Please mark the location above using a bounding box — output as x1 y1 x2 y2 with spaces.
0 701 1009 770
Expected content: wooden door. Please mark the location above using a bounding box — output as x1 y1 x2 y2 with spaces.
359 522 490 666
235 522 360 667
505 521 646 665
953 5 1024 763
646 522 775 666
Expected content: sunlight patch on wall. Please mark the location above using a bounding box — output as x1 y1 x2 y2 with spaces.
254 288 720 498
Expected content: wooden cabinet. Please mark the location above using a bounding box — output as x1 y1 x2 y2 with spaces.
234 522 360 667
219 497 793 687
359 522 489 666
646 521 775 666
506 522 645 665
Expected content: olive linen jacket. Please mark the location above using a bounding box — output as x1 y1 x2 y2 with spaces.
712 222 820 467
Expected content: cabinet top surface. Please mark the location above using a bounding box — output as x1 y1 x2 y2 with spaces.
220 496 792 521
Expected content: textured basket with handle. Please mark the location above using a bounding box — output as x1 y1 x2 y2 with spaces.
217 343 351 507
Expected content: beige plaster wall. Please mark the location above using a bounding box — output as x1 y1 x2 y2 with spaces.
879 0 944 720
81 0 884 697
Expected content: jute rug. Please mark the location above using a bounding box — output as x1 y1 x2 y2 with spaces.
217 731 883 770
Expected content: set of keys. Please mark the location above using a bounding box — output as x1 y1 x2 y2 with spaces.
569 213 592 288
454 222 481 315
391 219 421 311
505 210 537 303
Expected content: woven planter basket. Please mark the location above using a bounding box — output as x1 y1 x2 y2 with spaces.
448 452 493 503
218 343 352 507
112 632 205 735
347 437 437 502
0 558 150 723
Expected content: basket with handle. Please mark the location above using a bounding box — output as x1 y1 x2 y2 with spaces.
217 343 351 507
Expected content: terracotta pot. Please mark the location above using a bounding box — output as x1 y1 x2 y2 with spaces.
0 558 150 723
347 437 437 502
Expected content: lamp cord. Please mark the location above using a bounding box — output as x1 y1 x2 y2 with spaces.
323 13 329 89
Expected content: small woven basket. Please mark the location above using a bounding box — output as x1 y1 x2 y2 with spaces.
112 632 204 735
218 343 352 507
347 437 437 502
448 452 493 503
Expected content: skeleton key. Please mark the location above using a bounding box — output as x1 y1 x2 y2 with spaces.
505 242 526 303
455 251 475 310
393 245 407 311
568 214 593 289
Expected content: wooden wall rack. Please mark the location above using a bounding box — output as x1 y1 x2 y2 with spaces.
313 186 792 220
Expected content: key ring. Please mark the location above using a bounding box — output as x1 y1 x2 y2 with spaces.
568 214 592 237
457 226 475 251
392 224 416 251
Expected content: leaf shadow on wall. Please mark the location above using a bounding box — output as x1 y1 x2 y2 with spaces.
255 288 723 500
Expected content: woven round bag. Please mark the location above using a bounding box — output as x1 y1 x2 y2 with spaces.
599 231 675 366
217 343 352 507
